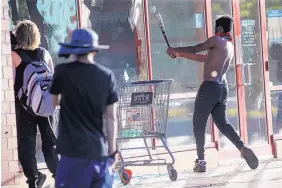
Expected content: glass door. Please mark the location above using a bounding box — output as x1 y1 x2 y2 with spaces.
210 0 274 161
208 0 246 162
238 0 268 145
266 0 282 136
233 0 273 157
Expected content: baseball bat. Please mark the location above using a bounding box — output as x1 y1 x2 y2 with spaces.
152 6 176 59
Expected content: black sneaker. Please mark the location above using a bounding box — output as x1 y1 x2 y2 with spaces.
28 183 37 188
37 172 47 188
27 179 37 188
241 147 259 169
28 180 37 188
193 159 206 172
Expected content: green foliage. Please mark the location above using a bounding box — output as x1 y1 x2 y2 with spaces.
211 0 282 19
265 0 282 10
211 4 224 15
267 5 282 10
239 0 256 19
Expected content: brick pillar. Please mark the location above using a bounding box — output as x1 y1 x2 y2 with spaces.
1 0 20 186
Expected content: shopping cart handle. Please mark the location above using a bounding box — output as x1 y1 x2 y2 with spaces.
130 79 173 85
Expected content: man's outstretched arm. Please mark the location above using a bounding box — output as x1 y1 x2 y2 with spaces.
168 36 216 55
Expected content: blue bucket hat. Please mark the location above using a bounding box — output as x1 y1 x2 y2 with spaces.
58 28 109 57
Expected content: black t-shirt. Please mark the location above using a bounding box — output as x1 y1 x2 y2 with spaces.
50 62 118 159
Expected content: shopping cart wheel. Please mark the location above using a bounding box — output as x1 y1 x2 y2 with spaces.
167 166 178 181
119 169 132 185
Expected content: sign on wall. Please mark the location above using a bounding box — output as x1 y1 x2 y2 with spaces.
241 19 256 64
267 10 282 44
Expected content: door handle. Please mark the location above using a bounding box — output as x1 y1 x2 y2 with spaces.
242 63 253 86
265 61 269 71
235 63 255 87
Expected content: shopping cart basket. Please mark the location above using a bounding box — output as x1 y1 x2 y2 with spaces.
115 79 177 184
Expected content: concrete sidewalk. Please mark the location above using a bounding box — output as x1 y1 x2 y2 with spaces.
114 159 282 188
16 159 282 188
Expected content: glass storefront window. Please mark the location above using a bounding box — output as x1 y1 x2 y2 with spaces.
148 0 212 146
239 0 268 145
166 97 213 147
81 1 148 151
266 0 282 87
149 0 205 93
271 91 282 135
266 0 282 135
211 0 240 149
81 0 148 82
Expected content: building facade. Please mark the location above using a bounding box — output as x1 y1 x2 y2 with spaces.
1 0 20 187
1 0 282 186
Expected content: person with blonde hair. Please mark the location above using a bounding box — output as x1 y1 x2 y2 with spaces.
11 20 58 188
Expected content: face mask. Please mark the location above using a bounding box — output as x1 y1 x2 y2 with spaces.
215 26 232 42
215 32 232 42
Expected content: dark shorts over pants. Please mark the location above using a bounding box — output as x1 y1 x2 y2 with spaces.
55 156 114 188
193 81 245 160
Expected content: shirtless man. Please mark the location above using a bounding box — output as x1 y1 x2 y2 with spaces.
166 15 259 172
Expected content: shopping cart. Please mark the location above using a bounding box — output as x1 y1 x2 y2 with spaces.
115 79 177 185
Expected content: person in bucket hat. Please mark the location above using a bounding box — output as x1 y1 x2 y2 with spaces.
50 28 118 188
58 28 109 57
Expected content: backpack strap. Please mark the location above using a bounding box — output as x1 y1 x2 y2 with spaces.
19 51 33 63
36 48 45 62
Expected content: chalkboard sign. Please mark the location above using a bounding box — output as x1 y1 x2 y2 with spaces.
241 20 256 63
131 92 153 106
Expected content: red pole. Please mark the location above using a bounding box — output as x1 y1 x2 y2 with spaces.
144 0 156 148
204 0 219 149
144 0 153 80
232 0 248 144
259 0 274 155
76 0 82 28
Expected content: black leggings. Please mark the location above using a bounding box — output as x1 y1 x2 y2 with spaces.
15 99 58 183
193 81 245 160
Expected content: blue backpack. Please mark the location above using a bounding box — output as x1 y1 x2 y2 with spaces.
17 48 55 117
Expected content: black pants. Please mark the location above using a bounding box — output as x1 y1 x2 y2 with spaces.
193 81 244 160
15 99 58 183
